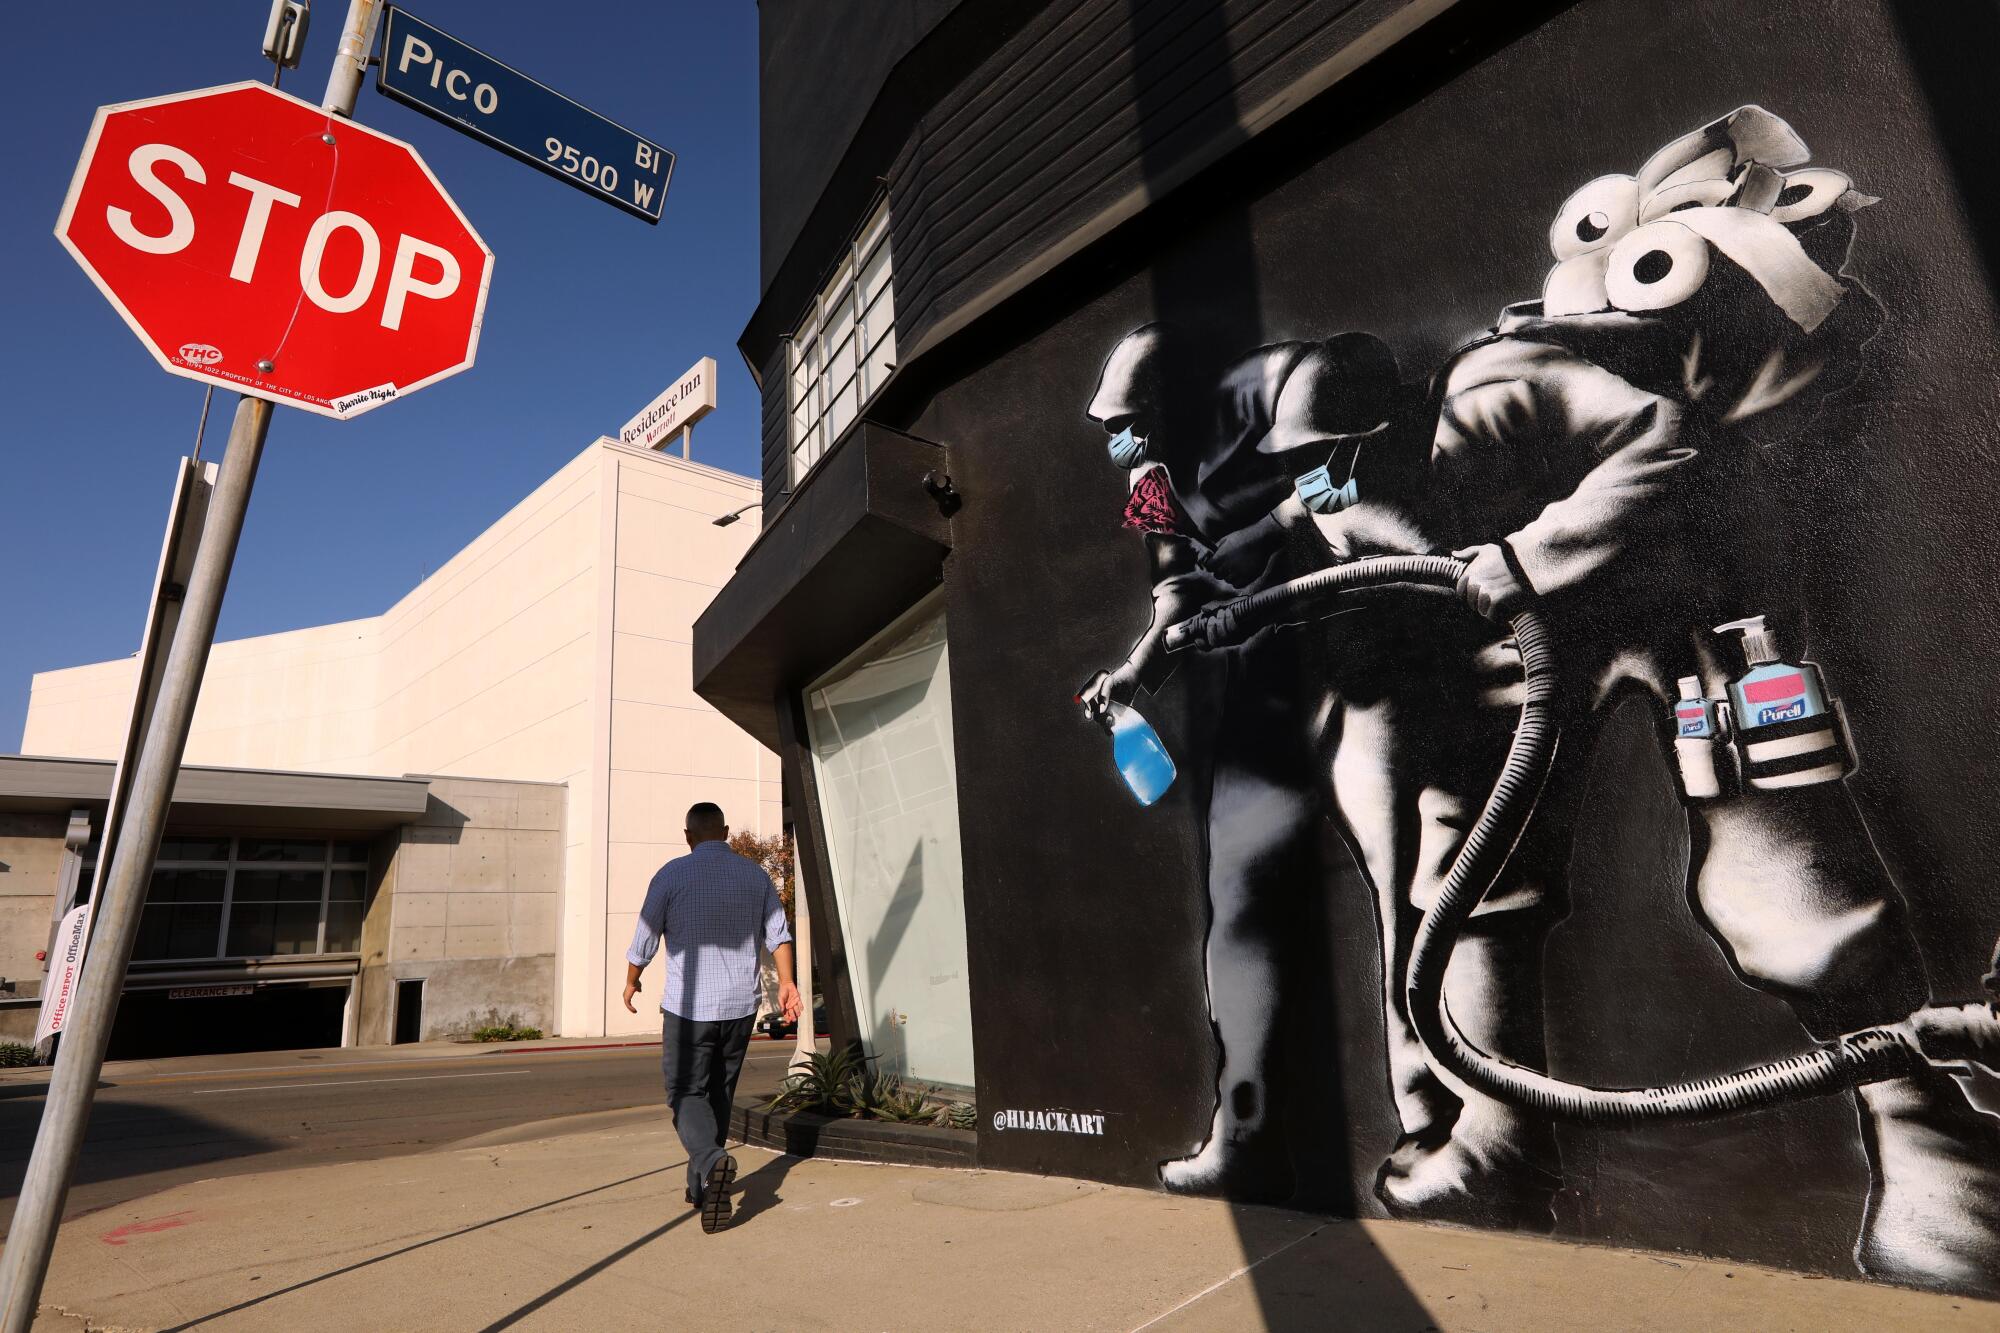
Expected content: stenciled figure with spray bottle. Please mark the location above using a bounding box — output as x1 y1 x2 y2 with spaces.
1077 324 1402 1200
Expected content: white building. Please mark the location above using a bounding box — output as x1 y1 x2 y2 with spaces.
11 436 776 1045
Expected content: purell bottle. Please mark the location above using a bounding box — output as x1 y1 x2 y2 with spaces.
1670 676 1722 799
1105 699 1177 806
1714 615 1847 789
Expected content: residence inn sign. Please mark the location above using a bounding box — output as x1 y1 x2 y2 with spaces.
619 357 717 450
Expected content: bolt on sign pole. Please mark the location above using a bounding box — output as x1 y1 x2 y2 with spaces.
0 8 389 1327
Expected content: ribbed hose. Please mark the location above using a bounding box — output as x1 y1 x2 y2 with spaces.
1203 555 1924 1126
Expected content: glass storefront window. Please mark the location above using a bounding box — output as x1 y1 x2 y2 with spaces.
805 596 974 1089
86 836 374 962
134 868 226 961
226 869 326 955
325 869 367 952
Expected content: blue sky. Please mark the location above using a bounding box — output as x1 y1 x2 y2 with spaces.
0 2 760 749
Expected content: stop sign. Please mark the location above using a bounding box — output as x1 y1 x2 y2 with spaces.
56 82 493 420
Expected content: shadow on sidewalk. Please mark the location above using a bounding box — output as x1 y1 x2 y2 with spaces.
0 1099 278 1230
477 1152 799 1331
731 1149 803 1226
1180 1210 1444 1333
156 1165 674 1333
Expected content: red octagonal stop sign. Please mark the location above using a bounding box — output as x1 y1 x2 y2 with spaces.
56 82 493 420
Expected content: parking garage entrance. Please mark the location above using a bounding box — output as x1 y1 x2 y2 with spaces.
105 979 349 1060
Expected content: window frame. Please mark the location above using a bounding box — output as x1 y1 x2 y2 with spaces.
86 835 371 963
786 199 896 489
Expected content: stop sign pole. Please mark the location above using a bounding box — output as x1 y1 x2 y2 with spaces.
0 6 385 1325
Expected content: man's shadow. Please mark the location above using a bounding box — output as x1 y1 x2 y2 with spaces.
474 1149 803 1331
729 1147 802 1225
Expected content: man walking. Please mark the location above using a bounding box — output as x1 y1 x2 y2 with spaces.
624 802 801 1232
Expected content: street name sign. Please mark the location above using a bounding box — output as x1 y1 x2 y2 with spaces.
618 357 718 450
55 82 494 420
376 7 674 224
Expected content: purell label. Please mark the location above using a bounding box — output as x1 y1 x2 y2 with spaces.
1743 673 1806 703
1757 698 1807 725
1676 704 1709 737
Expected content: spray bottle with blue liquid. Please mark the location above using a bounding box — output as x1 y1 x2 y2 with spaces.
1106 700 1176 805
1079 684 1177 807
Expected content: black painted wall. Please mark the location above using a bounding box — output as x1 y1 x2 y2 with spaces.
842 0 2000 1286
750 0 1431 514
756 0 964 285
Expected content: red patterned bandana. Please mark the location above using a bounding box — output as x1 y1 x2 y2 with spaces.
1121 466 1191 537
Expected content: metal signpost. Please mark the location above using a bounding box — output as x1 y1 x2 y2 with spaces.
33 456 218 1053
0 3 493 1324
376 6 674 223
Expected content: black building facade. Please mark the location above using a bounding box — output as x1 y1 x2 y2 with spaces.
696 0 2000 1295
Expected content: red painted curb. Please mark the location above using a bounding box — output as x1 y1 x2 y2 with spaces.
494 1040 660 1054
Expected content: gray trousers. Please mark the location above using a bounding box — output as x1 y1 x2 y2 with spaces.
662 1010 755 1200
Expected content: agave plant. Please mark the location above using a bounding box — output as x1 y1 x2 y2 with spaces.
766 1046 861 1113
767 1048 951 1124
836 1065 899 1116
871 1082 936 1123
926 1100 977 1130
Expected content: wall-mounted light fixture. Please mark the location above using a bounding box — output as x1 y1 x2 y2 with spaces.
713 491 791 527
923 471 961 518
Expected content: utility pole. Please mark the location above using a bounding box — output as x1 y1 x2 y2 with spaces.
791 829 815 1071
0 398 273 1332
0 7 381 1326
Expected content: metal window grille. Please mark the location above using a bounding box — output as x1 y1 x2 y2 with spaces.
787 201 895 488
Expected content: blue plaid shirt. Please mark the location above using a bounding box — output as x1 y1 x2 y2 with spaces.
626 840 793 1022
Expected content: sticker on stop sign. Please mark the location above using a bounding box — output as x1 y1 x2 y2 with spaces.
56 82 493 420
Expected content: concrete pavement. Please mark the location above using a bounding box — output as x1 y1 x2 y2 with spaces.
0 1039 803 1229
24 1117 1997 1331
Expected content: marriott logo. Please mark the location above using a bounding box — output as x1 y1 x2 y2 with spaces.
992 1108 1108 1135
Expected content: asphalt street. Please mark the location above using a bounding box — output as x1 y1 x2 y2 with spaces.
0 1042 798 1230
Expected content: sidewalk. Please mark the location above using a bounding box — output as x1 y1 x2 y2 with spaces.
26 1119 1996 1331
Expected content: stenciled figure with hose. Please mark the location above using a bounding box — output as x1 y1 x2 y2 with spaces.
1076 324 1405 1200
1168 107 2000 1293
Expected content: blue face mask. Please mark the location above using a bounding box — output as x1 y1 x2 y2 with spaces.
1106 426 1146 469
1296 464 1360 514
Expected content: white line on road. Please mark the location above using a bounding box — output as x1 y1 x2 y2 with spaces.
191 1070 532 1095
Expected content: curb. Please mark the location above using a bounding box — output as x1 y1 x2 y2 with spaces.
440 1103 666 1152
485 1039 661 1055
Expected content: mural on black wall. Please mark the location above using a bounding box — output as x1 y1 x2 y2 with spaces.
1078 106 2000 1294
